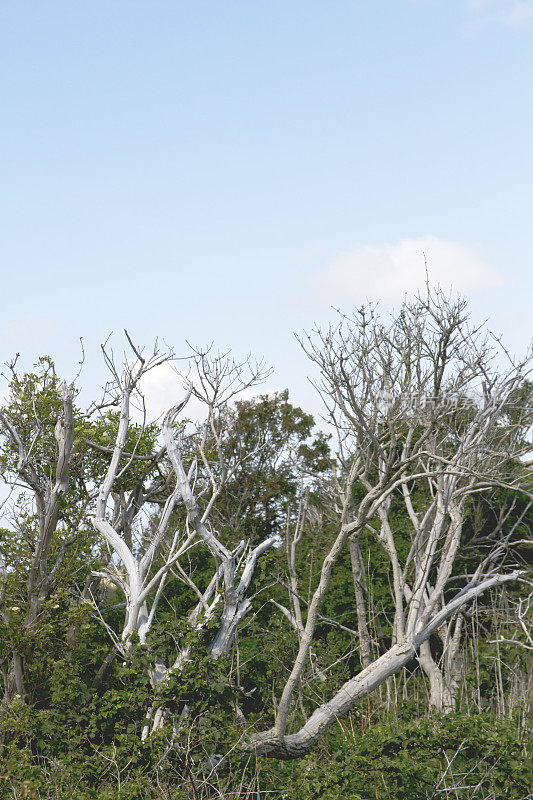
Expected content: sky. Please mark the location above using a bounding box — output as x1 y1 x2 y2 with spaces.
1 0 532 422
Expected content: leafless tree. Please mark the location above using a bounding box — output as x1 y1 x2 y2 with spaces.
89 339 281 737
248 289 531 758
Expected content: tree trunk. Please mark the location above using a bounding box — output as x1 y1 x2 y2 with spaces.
349 538 372 668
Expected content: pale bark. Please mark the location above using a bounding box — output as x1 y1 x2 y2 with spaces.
418 613 464 714
349 538 372 668
88 342 278 739
0 382 75 705
418 640 446 710
248 571 521 758
251 291 531 758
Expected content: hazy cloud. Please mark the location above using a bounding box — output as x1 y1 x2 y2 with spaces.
466 0 533 26
307 235 502 305
409 0 533 27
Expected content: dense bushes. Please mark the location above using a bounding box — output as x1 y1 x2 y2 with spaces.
1 710 530 799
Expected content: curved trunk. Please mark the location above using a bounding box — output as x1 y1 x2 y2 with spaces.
246 572 519 759
248 642 416 759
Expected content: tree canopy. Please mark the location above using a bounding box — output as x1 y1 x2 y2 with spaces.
0 291 531 799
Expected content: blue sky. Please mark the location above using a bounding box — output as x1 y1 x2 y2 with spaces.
1 1 532 419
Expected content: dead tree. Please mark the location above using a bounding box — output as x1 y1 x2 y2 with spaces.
248 289 531 758
89 339 281 737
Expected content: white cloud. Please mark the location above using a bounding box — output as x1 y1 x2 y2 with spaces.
466 0 533 26
307 235 502 305
132 361 277 424
132 362 206 424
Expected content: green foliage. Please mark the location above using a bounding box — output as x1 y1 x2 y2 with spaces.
75 410 161 494
211 390 331 542
0 360 531 799
262 715 532 800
